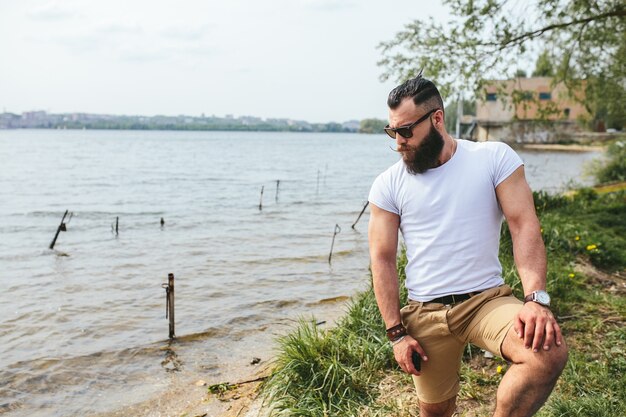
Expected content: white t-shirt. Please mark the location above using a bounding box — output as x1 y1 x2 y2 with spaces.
368 139 523 301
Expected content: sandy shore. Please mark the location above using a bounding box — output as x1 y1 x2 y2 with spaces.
93 298 351 417
518 143 606 152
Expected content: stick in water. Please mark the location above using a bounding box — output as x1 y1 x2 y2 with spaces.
328 224 341 264
275 180 280 203
259 186 264 211
162 273 176 339
351 201 370 229
49 210 69 250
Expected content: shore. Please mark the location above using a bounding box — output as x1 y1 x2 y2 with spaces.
92 299 351 417
517 143 607 152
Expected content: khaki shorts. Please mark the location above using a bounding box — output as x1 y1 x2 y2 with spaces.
400 285 523 404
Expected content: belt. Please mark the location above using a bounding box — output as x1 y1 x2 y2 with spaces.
425 290 484 305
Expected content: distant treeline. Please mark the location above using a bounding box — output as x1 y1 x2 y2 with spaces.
2 111 398 134
0 111 362 133
44 121 354 133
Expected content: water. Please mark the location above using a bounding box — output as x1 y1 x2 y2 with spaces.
0 130 600 416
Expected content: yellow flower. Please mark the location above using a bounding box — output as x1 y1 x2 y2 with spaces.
496 365 503 374
568 273 575 278
575 236 580 241
540 228 544 233
586 244 597 251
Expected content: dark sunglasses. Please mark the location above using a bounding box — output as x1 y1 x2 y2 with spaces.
384 108 439 139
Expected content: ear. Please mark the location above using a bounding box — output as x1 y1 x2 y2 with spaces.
432 109 445 128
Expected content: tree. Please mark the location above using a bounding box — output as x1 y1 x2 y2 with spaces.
359 118 388 134
378 0 625 128
515 69 528 78
532 50 554 77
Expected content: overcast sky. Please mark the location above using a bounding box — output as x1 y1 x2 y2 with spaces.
0 1 451 123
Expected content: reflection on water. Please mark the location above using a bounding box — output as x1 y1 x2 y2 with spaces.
0 130 601 415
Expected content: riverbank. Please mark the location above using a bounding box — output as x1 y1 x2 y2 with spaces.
255 142 626 416
518 143 607 152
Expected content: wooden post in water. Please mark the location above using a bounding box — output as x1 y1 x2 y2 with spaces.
49 210 69 250
162 273 175 339
351 201 370 229
328 224 341 264
115 217 119 235
259 186 265 211
275 180 280 202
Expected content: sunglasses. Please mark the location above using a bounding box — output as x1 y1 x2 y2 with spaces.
384 108 439 139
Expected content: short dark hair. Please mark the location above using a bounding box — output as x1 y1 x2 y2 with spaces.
387 71 444 112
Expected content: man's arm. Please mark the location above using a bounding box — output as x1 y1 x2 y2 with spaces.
496 166 563 352
369 202 427 375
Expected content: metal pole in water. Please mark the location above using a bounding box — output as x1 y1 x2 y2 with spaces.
49 210 69 250
115 216 119 235
351 201 370 229
275 180 280 202
259 186 264 211
162 273 175 339
328 224 341 264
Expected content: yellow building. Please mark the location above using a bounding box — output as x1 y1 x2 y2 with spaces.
473 77 589 143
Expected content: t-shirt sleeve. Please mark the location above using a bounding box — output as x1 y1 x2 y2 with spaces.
368 171 400 215
492 142 524 187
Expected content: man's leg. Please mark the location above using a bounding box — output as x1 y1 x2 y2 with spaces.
494 326 568 417
419 396 457 417
449 286 568 416
402 301 465 416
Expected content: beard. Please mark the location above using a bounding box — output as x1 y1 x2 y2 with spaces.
399 125 445 174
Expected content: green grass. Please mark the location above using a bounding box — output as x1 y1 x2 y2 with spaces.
262 148 626 416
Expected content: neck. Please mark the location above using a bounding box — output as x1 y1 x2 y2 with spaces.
437 134 457 165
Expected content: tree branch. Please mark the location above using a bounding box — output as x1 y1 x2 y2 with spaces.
490 7 625 51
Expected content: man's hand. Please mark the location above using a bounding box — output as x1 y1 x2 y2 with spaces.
393 335 428 375
514 302 563 352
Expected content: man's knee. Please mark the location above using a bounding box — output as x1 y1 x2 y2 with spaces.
420 397 457 417
547 339 569 377
527 338 569 381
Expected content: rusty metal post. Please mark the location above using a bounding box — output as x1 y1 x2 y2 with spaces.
351 201 369 229
328 224 341 264
49 210 69 250
162 273 175 339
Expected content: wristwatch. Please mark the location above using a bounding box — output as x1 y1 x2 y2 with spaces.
524 290 551 307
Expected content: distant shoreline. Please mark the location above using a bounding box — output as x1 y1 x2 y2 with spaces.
0 125 359 133
517 143 606 152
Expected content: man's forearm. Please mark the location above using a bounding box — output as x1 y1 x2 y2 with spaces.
511 220 547 294
371 258 402 328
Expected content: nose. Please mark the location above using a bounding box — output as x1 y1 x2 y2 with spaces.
396 133 407 146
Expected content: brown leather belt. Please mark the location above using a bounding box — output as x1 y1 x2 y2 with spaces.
426 290 484 305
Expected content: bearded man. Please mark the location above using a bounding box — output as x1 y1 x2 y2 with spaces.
368 73 568 417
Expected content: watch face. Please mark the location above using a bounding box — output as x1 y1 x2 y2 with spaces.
537 291 550 305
